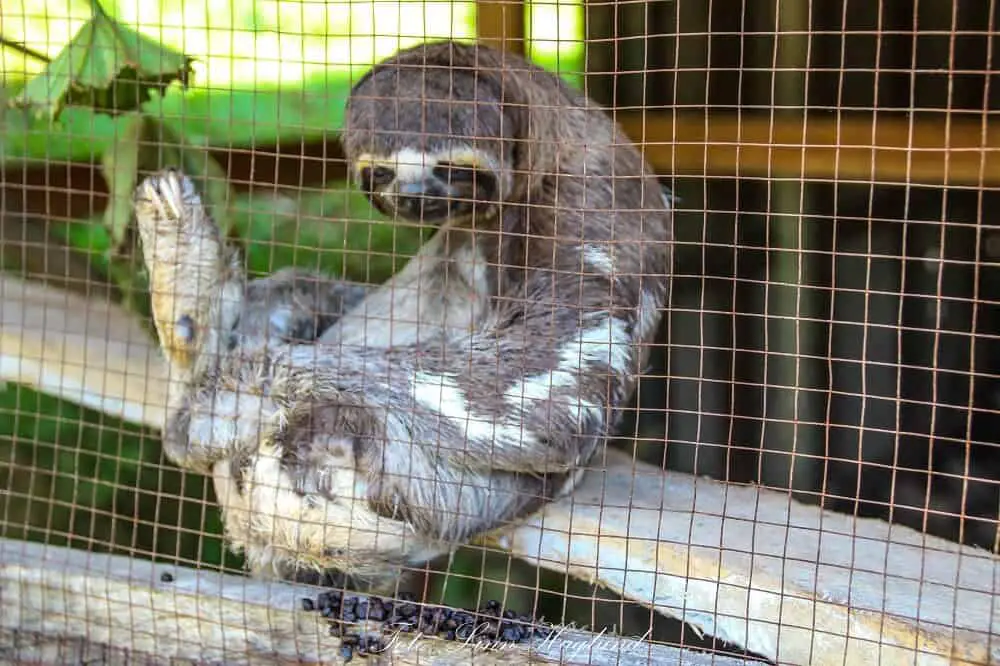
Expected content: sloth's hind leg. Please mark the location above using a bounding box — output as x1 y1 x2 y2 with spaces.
133 168 245 375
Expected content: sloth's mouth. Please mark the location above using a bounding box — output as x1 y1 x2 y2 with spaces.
394 191 455 221
370 190 492 223
384 168 498 223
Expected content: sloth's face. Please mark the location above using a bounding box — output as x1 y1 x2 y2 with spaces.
353 146 502 224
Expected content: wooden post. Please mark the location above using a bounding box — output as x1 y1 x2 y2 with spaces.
476 0 526 54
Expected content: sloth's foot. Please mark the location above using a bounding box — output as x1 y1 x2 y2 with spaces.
133 168 243 370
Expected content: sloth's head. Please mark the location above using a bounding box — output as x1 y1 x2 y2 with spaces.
341 42 532 224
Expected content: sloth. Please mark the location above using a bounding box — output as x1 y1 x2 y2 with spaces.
132 40 673 588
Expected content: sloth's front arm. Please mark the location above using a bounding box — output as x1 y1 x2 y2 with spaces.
313 219 666 477
289 308 642 479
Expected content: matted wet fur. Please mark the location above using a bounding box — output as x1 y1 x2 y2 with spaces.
132 39 673 588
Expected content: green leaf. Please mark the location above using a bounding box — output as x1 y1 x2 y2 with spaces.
0 88 30 130
13 7 193 120
48 213 113 274
100 111 144 252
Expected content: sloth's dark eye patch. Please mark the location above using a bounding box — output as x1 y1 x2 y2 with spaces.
360 166 395 190
433 161 479 184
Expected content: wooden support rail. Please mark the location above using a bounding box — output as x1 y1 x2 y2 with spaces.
622 112 998 188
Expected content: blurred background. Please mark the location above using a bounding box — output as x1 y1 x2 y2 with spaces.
1 0 998 661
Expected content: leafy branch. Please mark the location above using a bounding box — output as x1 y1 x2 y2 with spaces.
0 35 51 64
4 1 234 314
12 1 193 119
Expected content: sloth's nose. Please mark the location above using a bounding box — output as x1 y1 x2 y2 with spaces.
396 180 449 220
398 180 432 197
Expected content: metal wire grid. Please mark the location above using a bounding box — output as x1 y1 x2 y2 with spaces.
0 0 997 663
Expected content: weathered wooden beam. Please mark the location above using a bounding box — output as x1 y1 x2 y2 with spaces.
621 112 999 188
0 273 170 427
501 448 1000 666
2 272 999 665
0 539 754 666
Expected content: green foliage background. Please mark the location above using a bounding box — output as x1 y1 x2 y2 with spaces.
1 0 582 161
0 0 586 615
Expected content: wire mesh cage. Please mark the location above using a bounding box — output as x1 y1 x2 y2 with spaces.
0 0 998 664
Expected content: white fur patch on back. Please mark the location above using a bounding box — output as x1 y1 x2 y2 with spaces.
635 289 664 343
410 319 633 458
573 316 632 375
508 382 602 431
411 371 539 454
582 245 615 276
504 317 632 425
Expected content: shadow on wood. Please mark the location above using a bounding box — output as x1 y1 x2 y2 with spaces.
1 272 998 665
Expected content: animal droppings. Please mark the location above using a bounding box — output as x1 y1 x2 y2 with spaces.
302 588 554 661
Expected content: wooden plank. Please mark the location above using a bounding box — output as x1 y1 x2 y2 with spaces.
2 273 999 665
0 538 760 666
476 0 526 54
0 273 170 429
620 112 1000 188
501 448 1000 666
